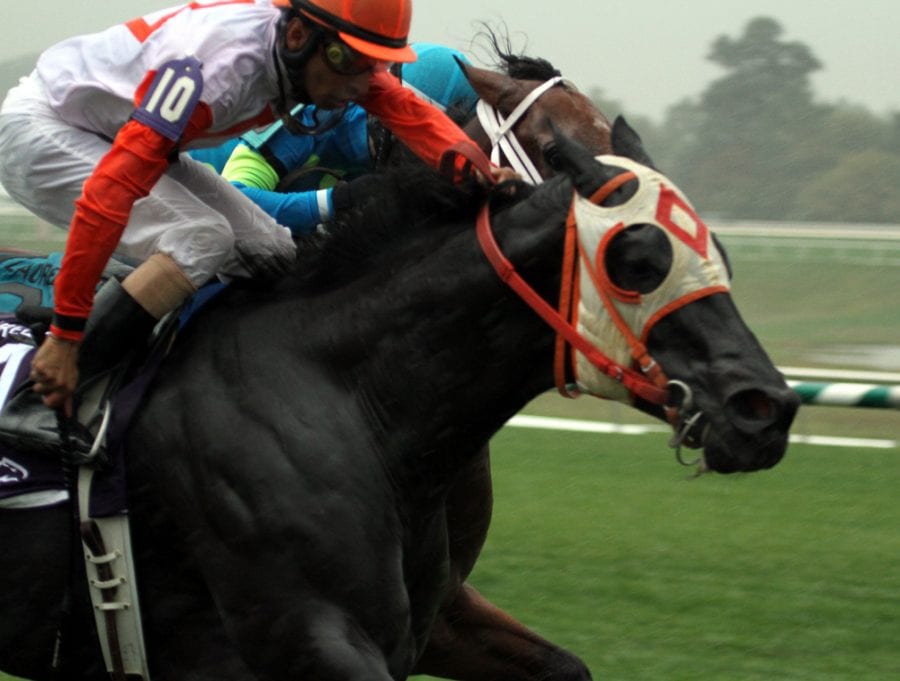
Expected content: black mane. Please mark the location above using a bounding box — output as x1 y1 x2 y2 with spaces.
290 165 485 291
477 25 562 82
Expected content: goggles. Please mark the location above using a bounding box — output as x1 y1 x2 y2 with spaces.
320 37 389 76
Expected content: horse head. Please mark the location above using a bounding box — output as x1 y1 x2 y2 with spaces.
533 118 799 473
459 58 611 182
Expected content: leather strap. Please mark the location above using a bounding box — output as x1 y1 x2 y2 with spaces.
476 77 563 185
78 466 150 680
476 201 668 405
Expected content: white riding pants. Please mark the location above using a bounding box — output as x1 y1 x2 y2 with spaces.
0 74 295 287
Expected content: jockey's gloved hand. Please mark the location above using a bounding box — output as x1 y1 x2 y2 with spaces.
330 174 385 213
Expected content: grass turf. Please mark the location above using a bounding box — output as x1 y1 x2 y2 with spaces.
5 427 897 681
438 426 900 681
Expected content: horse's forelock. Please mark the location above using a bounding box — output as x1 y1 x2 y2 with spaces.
475 25 562 82
501 54 561 82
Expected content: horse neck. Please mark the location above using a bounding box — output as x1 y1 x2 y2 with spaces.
302 188 569 470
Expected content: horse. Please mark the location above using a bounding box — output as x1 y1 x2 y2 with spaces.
0 108 799 680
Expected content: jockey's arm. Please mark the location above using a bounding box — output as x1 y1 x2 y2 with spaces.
50 63 212 342
222 143 332 236
221 104 372 235
358 70 478 178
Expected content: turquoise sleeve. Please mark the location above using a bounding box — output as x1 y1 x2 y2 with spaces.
233 183 333 236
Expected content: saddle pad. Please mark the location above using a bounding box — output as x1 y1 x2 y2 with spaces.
0 320 144 515
0 251 62 313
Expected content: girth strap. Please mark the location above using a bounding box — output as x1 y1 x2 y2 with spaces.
78 466 150 680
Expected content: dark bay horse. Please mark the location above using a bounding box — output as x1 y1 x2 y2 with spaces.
0 117 799 680
374 34 612 181
462 53 612 183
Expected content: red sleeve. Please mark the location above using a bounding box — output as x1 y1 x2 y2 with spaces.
51 104 213 341
358 70 476 174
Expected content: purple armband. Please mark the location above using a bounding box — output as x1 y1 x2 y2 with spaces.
132 56 204 141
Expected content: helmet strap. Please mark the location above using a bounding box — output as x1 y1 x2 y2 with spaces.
273 17 350 136
274 12 323 108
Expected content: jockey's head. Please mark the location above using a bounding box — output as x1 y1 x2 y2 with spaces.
275 0 415 109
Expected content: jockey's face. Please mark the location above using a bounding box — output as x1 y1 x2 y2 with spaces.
284 18 374 110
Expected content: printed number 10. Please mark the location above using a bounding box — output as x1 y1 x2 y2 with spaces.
143 67 197 123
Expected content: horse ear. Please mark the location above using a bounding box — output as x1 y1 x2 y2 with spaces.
457 60 510 108
611 116 657 169
543 123 620 198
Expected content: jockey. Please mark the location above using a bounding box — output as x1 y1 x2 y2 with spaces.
205 42 479 235
0 0 509 456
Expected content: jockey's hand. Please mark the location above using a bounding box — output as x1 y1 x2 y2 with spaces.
472 165 522 186
29 334 80 416
331 174 384 213
489 166 521 184
472 165 521 191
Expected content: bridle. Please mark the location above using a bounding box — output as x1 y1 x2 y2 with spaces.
473 159 727 464
475 76 562 185
451 78 728 464
470 77 671 404
474 169 671 408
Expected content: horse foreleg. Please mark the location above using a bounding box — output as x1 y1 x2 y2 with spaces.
414 445 591 681
413 582 592 681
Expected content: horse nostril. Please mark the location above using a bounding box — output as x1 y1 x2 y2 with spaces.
725 388 780 434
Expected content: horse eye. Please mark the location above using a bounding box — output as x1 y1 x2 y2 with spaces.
542 142 563 171
603 224 673 294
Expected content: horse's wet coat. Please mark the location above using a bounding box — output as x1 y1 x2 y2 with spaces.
0 50 797 681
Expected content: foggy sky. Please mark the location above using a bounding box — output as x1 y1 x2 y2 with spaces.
4 0 898 120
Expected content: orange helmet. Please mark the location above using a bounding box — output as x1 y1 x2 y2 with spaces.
291 0 415 63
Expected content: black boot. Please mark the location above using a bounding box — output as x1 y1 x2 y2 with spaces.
0 279 157 460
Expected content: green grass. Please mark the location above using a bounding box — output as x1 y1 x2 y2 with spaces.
0 216 66 254
427 427 900 681
718 234 900 366
5 428 897 681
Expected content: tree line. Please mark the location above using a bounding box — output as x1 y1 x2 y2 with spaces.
591 17 900 224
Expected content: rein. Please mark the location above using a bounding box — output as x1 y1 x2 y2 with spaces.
476 76 563 185
444 90 673 410
441 139 711 463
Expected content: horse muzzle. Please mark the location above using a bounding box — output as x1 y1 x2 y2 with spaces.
703 384 800 473
668 380 800 474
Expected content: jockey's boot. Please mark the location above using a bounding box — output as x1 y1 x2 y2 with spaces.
0 278 157 460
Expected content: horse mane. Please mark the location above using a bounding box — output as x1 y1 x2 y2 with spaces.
288 166 489 291
280 163 543 294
